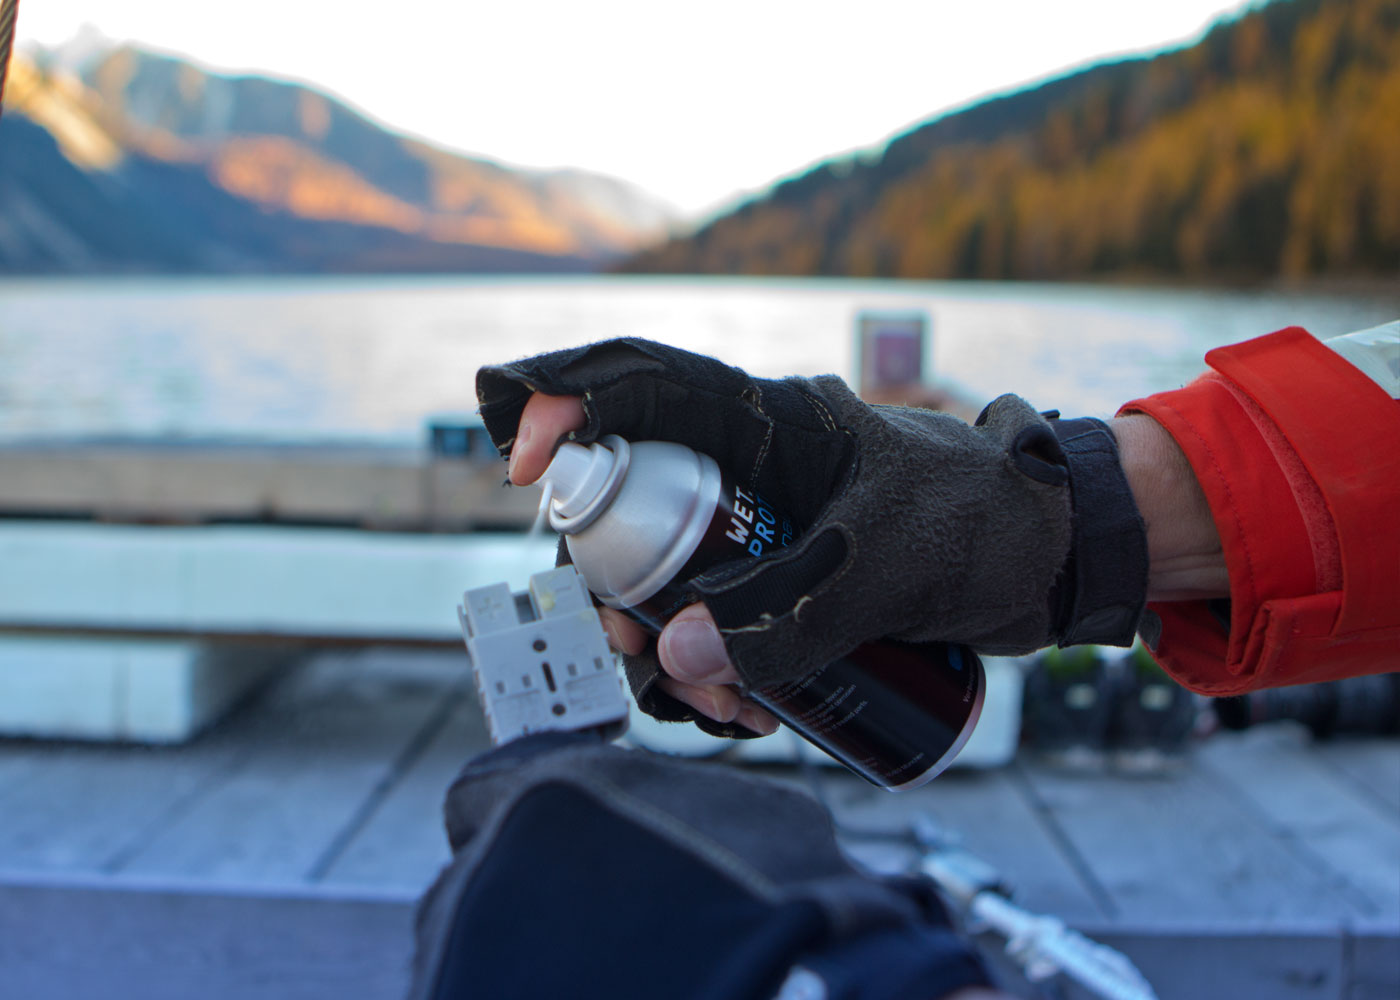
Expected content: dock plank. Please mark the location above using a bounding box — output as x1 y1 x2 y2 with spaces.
320 696 492 892
1015 755 1370 924
3 657 1397 1000
1198 727 1400 922
1312 736 1400 818
1351 925 1400 1000
0 877 415 1000
0 442 535 531
0 740 47 794
1070 924 1347 1000
0 734 249 875
808 758 1109 923
116 650 460 884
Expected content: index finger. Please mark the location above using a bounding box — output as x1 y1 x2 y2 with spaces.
508 392 586 485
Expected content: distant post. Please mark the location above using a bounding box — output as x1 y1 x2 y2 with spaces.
854 310 930 401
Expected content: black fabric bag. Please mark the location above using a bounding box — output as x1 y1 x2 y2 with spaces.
409 733 991 1000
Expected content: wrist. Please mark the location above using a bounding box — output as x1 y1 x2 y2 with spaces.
1109 415 1227 601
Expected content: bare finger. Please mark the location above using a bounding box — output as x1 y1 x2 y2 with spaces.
598 607 648 656
658 604 741 686
655 676 743 724
509 393 586 485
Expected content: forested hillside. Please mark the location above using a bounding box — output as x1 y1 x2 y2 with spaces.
625 0 1400 282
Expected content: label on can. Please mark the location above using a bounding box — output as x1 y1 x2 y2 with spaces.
627 476 795 631
618 465 983 790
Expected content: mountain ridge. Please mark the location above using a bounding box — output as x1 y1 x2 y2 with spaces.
0 43 675 274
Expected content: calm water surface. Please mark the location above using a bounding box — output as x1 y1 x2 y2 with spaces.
0 275 1394 442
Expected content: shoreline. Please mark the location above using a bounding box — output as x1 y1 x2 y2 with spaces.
0 270 1395 300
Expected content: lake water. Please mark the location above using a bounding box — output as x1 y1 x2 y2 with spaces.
0 275 1394 443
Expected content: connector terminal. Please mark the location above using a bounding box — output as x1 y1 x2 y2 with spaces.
458 566 629 745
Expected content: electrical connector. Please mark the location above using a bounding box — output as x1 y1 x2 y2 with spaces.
459 565 629 745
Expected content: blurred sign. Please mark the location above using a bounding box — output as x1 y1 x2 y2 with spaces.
855 311 930 397
427 414 495 461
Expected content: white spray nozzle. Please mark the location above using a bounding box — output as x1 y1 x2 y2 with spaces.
535 435 631 534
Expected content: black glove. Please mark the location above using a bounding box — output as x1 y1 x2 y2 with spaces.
408 734 992 1000
477 338 1146 722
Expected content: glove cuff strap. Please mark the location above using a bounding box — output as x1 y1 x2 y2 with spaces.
1048 416 1148 647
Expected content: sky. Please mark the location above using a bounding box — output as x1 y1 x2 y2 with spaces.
15 1 1256 219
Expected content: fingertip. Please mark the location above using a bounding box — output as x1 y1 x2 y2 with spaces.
735 703 780 737
508 393 587 485
659 618 739 686
656 677 741 724
598 608 647 655
506 420 536 484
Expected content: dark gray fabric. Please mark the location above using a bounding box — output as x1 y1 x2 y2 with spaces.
437 736 946 930
1048 416 1149 647
409 734 991 1000
477 338 1072 702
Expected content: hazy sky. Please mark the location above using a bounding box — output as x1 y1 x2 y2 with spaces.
16 1 1254 218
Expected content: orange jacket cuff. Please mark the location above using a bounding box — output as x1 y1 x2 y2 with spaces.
1120 327 1400 695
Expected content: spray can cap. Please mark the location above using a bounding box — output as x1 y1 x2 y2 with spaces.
537 434 631 534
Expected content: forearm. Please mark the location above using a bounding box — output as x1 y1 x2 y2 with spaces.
1110 414 1227 602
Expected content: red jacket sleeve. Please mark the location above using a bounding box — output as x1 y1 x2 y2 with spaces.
1119 327 1400 696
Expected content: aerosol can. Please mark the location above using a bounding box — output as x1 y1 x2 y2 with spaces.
536 434 985 790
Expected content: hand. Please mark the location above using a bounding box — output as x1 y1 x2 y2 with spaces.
477 338 1159 731
508 391 778 735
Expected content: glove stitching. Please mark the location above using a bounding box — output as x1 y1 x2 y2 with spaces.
796 384 839 432
746 383 776 486
699 520 858 600
573 388 599 443
719 615 777 637
714 524 863 663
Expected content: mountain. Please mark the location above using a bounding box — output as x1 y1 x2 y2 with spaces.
0 44 675 274
623 0 1400 283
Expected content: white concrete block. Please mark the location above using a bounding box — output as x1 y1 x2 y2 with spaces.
0 524 558 642
0 636 290 743
955 656 1024 768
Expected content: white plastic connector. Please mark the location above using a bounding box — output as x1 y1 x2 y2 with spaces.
458 565 629 745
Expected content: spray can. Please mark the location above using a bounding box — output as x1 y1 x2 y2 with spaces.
537 434 985 790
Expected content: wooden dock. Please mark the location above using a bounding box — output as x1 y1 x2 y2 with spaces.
0 649 1395 1000
0 439 536 530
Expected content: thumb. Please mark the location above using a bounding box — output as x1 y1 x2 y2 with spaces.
658 604 740 686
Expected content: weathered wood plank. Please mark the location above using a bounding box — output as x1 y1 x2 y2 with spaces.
0 730 251 874
114 650 460 884
0 441 534 530
0 876 415 1000
1198 727 1400 922
807 757 1109 922
1312 737 1400 818
1016 756 1370 924
1350 924 1400 1000
0 739 46 794
1069 923 1348 1000
320 697 492 892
